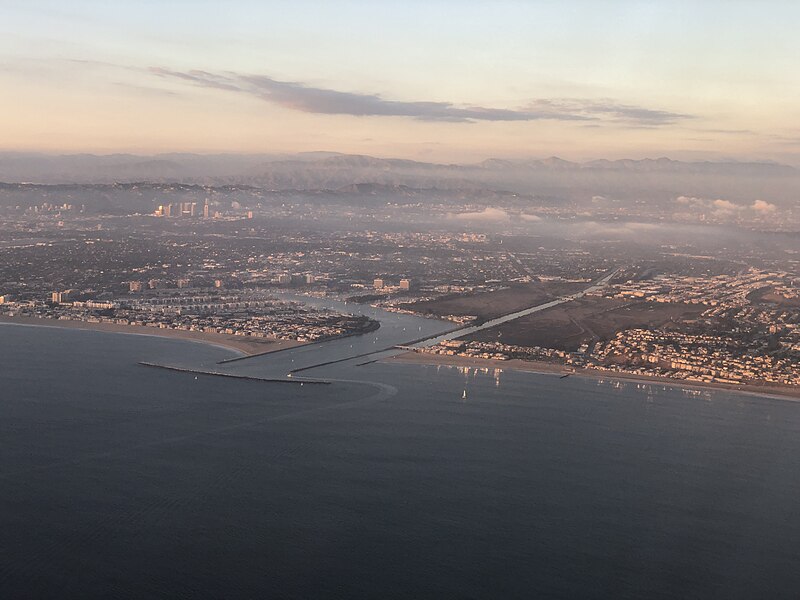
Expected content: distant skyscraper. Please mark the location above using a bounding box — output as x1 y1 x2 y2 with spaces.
277 273 292 285
304 274 315 284
374 278 385 290
203 202 210 219
399 278 411 291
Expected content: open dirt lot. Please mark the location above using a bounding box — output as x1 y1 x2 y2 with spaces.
466 297 706 350
749 286 800 309
401 281 586 322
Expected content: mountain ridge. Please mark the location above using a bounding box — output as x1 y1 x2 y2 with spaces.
0 152 796 204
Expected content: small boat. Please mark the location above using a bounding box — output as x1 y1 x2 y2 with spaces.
560 373 571 379
462 389 467 399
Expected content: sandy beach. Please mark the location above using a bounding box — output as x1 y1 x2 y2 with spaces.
0 315 304 356
388 351 800 401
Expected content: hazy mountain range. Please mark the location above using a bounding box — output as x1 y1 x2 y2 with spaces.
1 152 797 205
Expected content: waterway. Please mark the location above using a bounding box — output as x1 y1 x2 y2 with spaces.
208 272 615 380
2 274 800 598
1 324 799 598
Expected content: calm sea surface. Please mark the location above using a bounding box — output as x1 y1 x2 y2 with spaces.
1 323 799 599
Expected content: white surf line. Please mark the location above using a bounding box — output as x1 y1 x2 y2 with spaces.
0 321 248 358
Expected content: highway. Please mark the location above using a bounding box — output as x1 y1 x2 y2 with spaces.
402 268 621 350
213 268 620 380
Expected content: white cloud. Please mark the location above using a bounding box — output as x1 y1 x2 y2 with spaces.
675 195 779 219
447 208 542 223
451 207 511 221
752 199 777 212
712 199 738 211
676 195 742 211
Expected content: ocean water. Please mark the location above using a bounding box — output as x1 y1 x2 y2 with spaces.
1 323 799 599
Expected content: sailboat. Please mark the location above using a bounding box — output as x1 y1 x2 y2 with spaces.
462 389 467 399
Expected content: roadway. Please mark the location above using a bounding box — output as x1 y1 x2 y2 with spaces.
216 268 621 380
402 268 621 350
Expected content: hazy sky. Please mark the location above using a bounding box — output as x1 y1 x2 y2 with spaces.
2 1 799 163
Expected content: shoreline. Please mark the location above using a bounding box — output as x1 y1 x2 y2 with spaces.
387 351 800 402
0 315 304 357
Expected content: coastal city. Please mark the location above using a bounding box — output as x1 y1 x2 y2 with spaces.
0 191 797 396
5 4 800 596
0 291 377 343
420 269 800 390
7 0 800 600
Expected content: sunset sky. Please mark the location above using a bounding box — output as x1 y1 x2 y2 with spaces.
2 1 799 163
